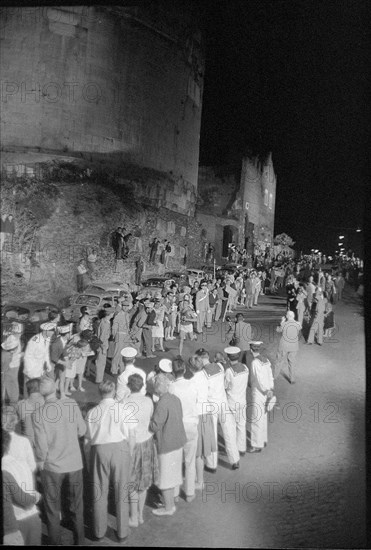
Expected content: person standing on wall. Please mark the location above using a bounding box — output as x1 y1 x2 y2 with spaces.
135 256 144 286
149 237 159 264
164 241 172 269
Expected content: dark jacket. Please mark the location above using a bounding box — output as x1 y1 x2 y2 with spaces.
149 393 187 454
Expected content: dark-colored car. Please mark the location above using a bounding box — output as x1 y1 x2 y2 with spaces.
2 301 60 344
164 271 189 286
139 277 176 298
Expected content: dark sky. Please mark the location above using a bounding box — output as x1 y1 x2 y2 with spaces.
199 0 369 255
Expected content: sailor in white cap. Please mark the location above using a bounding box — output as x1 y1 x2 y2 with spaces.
23 322 56 382
248 341 274 453
224 346 249 456
194 348 240 472
1 335 23 405
146 358 174 403
116 347 147 402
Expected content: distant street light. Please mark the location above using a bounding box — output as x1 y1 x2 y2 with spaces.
356 228 361 232
339 235 344 239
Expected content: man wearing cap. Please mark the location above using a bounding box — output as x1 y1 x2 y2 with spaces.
32 377 86 545
111 301 132 374
116 347 147 402
195 282 210 334
1 335 23 405
248 341 274 452
195 349 240 471
276 311 302 383
224 346 249 456
50 323 73 398
306 287 327 346
23 322 56 386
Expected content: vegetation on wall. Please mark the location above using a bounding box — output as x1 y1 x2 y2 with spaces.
1 171 61 249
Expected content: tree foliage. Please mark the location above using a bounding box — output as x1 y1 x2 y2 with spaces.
273 232 295 248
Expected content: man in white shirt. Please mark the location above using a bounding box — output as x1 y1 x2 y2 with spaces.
169 356 199 501
195 348 240 472
23 322 56 382
224 346 249 455
85 380 135 543
115 347 146 402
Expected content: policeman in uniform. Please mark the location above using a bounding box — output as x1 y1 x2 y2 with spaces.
23 322 56 392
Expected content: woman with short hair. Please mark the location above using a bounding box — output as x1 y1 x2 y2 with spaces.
149 374 187 516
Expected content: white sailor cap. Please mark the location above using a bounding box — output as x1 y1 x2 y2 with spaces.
58 323 73 334
120 347 138 358
224 346 241 355
250 341 263 346
158 358 173 373
40 322 57 331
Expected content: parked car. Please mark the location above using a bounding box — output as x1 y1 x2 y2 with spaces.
186 268 206 285
1 301 60 344
62 291 117 323
164 271 189 286
139 277 176 299
84 281 131 295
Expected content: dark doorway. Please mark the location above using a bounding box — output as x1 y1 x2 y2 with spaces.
222 225 237 258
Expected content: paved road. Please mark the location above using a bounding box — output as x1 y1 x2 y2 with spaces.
50 288 366 547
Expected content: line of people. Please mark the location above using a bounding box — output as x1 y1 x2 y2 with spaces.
2 340 276 545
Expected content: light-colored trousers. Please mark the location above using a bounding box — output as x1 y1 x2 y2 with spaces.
174 422 198 498
197 310 207 333
275 349 297 381
111 333 131 374
90 441 130 539
214 300 222 321
95 348 107 383
250 390 268 448
253 288 260 305
307 318 324 344
204 403 240 468
227 399 247 453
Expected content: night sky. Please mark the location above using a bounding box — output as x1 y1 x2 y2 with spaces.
199 0 369 255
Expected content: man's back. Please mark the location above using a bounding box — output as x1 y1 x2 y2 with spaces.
33 396 86 473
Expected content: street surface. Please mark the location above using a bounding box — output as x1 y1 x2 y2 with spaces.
50 286 365 547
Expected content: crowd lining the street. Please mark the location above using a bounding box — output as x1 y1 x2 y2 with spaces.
1 250 363 545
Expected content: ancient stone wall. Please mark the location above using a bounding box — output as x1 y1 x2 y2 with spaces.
1 2 204 216
0 170 205 303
